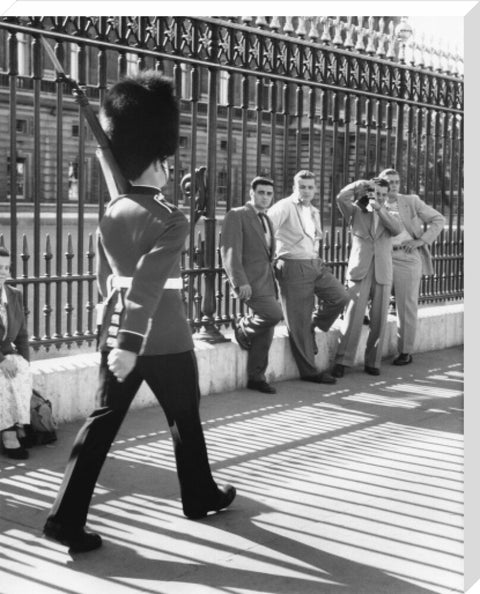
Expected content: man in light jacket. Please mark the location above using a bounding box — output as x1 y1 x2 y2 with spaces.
379 168 445 365
332 177 402 377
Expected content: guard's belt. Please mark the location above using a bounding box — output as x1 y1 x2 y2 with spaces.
110 275 183 290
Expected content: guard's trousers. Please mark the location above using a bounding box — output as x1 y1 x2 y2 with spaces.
48 350 219 530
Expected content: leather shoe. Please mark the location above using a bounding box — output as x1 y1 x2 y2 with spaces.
1 430 29 459
301 372 336 385
393 353 413 366
364 365 380 376
43 519 102 553
233 319 251 350
247 379 276 394
184 484 236 520
331 363 345 378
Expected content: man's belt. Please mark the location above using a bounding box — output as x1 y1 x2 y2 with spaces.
392 245 405 251
109 275 183 290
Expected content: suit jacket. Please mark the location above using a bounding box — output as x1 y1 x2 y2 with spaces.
97 185 194 356
394 194 445 275
220 202 277 297
267 194 322 259
337 183 402 285
0 285 30 362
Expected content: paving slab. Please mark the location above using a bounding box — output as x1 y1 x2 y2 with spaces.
0 347 463 594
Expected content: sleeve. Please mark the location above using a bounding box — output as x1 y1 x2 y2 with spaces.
336 182 358 223
377 206 402 236
220 210 248 289
267 201 288 231
413 195 446 244
96 230 113 300
13 291 30 362
117 209 188 354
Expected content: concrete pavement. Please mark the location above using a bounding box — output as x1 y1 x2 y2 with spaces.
0 347 463 594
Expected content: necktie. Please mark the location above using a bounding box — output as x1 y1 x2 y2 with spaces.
258 212 269 234
258 212 273 256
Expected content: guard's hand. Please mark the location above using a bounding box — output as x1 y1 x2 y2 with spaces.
0 358 17 379
401 239 424 253
238 284 252 300
108 348 137 382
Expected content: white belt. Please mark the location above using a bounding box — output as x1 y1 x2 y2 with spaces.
109 275 182 290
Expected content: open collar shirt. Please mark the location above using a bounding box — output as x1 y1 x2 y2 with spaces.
267 194 323 259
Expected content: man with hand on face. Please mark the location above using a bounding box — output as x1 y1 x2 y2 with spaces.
44 71 235 554
267 170 350 385
221 176 283 394
332 177 402 378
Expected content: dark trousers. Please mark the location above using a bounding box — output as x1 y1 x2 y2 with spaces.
241 295 283 381
48 350 218 530
276 259 350 378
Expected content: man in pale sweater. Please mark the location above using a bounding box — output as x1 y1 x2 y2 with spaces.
267 170 350 384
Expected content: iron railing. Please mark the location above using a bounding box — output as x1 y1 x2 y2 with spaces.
0 16 464 351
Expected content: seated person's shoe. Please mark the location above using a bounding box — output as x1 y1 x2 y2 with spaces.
1 429 29 460
301 372 337 385
364 365 380 376
393 353 413 366
233 319 251 350
331 363 345 378
247 379 276 394
43 519 102 553
184 484 237 520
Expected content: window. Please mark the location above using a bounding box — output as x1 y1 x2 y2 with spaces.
126 53 138 76
180 64 191 99
179 136 189 149
72 124 79 138
16 119 28 134
68 161 79 201
220 139 228 151
260 144 270 157
17 33 31 76
219 70 229 106
7 156 27 200
70 44 79 81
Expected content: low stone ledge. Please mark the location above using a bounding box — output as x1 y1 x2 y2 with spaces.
31 303 464 425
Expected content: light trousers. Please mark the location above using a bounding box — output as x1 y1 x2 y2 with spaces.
335 262 391 369
392 249 423 354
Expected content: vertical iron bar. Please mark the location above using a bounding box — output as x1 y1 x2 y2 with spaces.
32 34 42 342
75 40 86 337
54 40 64 341
196 23 227 343
8 31 18 272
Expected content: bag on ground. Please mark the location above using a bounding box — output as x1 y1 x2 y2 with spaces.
29 389 57 445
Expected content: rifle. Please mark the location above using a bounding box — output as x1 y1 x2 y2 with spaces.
40 36 130 200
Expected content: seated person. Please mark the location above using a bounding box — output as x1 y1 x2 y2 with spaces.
0 247 32 460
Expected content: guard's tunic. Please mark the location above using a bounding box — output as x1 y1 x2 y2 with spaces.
47 186 220 529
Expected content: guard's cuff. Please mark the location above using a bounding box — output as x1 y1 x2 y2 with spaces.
117 330 144 354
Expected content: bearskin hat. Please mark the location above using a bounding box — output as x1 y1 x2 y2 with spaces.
100 70 179 181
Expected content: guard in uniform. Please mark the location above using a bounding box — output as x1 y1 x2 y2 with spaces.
44 71 235 553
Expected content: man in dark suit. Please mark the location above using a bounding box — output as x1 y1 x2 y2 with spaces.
44 71 235 553
220 176 283 394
